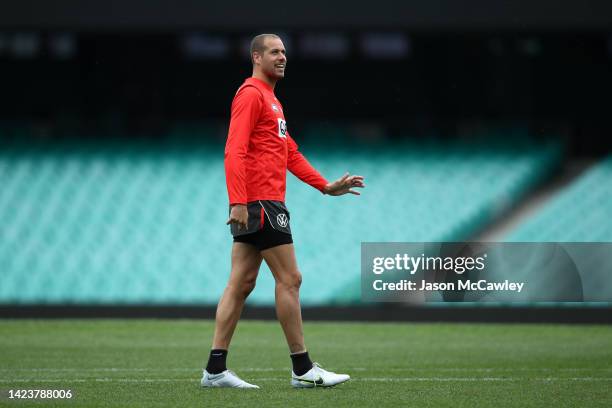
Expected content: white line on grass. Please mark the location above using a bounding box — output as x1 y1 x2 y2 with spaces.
348 368 612 372
355 377 612 382
2 377 612 383
1 367 611 372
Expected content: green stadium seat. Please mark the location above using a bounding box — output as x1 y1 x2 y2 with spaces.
506 155 612 242
501 157 612 302
0 132 562 306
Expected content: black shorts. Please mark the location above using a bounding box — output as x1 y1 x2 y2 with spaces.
231 201 293 251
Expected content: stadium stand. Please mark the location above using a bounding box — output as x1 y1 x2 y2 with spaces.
0 129 562 305
505 155 612 242
502 154 612 303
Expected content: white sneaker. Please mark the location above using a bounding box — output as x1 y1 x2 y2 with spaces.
201 369 260 389
291 362 350 388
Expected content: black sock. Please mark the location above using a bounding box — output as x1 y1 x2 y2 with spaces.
205 349 228 374
290 351 313 376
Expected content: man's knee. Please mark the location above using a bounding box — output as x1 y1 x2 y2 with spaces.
240 278 257 298
228 274 257 299
276 270 302 292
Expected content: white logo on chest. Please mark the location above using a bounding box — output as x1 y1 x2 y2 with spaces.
277 118 287 138
271 103 280 112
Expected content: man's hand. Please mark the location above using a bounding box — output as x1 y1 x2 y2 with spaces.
324 173 365 196
226 204 248 230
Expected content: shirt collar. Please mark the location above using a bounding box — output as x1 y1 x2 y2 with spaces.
246 77 274 93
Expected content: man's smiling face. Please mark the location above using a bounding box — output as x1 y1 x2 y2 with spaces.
255 37 287 80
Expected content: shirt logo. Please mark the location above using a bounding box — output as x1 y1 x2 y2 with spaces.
278 118 287 138
271 103 280 112
277 213 288 228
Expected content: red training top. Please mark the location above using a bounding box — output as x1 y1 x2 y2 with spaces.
224 77 328 205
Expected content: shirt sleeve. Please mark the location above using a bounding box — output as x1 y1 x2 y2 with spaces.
224 86 263 205
286 133 329 193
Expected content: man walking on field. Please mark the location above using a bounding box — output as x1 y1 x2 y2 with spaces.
201 33 364 389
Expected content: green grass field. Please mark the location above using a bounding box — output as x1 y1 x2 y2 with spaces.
1 319 611 407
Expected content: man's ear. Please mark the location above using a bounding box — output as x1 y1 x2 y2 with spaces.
252 52 261 65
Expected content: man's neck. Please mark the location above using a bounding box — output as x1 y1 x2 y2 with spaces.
252 71 276 90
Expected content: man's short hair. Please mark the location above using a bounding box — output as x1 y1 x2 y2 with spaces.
250 34 280 64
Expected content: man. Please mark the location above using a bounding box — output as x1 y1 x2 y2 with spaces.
201 34 365 389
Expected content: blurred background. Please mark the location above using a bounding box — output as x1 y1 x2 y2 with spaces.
1 0 611 321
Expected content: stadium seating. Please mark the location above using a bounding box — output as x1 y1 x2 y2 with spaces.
505 155 612 242
0 129 562 305
501 155 612 303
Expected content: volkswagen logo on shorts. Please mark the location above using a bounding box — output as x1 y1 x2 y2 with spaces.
277 213 288 228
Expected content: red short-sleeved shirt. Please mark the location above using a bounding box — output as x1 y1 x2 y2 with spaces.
224 77 328 205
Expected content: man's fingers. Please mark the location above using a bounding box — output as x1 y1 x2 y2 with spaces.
325 174 365 196
226 217 248 228
337 173 366 187
346 175 364 186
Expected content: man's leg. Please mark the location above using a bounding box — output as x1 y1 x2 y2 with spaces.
262 243 351 388
202 242 262 388
211 242 263 349
261 243 305 353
